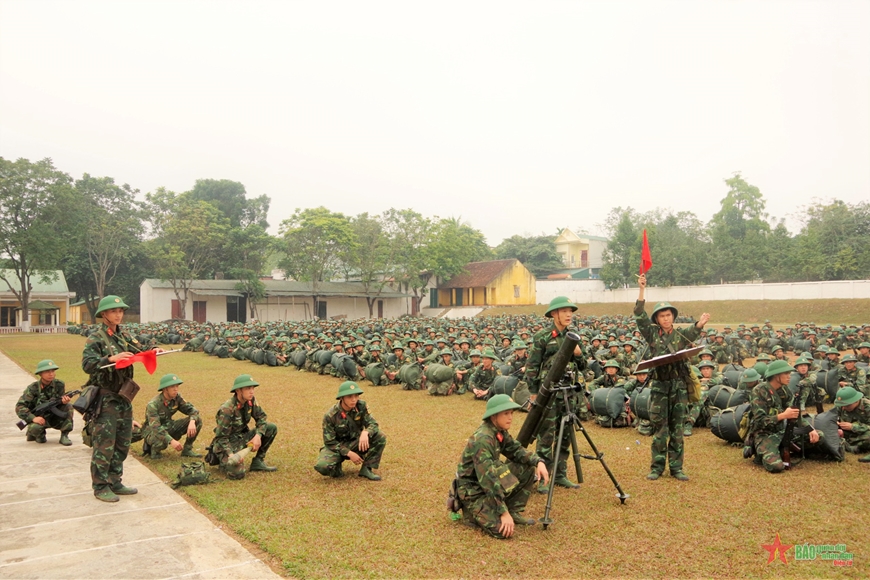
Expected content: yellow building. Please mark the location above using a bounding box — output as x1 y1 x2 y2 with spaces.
436 259 536 307
0 270 75 330
554 228 608 272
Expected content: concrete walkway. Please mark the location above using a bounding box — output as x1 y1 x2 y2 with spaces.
0 351 281 580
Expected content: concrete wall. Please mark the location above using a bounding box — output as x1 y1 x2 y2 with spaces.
490 261 536 305
536 279 870 305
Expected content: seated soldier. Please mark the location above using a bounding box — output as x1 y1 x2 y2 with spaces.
427 349 459 396
470 348 501 400
142 374 203 459
16 359 73 446
505 341 531 410
209 374 278 479
838 354 868 397
590 359 625 392
314 381 386 480
834 387 870 462
454 394 549 539
747 361 823 473
455 349 481 395
684 361 727 436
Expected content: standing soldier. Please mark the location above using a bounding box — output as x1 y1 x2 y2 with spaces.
82 295 158 502
209 374 278 480
142 374 203 459
634 275 710 481
16 359 73 445
314 381 386 480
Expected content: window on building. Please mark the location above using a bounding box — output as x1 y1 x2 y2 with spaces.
514 285 520 298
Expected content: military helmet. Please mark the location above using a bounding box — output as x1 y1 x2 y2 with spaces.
481 348 500 361
336 380 364 399
231 374 259 392
159 373 183 391
369 345 381 352
513 340 527 349
482 393 521 420
651 302 678 323
697 360 716 369
764 360 795 379
603 359 621 369
469 349 482 357
34 359 59 374
794 356 812 367
545 296 577 318
95 295 129 316
841 354 857 363
440 348 453 356
740 368 761 383
859 342 870 349
756 353 773 361
753 362 768 377
834 387 862 407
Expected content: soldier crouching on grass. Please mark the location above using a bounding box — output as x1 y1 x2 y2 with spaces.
314 381 386 481
16 359 73 445
142 373 203 459
454 394 549 539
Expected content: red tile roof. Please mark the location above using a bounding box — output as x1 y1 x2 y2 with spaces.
439 259 518 289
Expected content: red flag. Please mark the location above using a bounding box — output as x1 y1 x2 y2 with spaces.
115 350 158 374
640 229 652 275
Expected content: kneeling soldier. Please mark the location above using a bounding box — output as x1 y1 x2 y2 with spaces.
143 374 203 459
455 394 549 538
210 374 278 479
315 381 386 481
16 359 73 445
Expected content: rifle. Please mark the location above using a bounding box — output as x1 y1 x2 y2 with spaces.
16 389 82 429
780 391 812 469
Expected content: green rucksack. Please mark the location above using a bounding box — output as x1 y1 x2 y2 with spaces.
171 461 211 489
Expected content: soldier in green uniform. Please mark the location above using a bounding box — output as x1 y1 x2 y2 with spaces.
856 342 870 365
838 354 868 397
16 359 73 445
834 387 870 462
634 274 710 481
454 394 549 538
142 374 203 459
82 295 158 502
590 359 625 392
505 341 531 410
427 349 459 396
524 296 588 492
209 374 278 479
314 381 385 480
470 348 501 400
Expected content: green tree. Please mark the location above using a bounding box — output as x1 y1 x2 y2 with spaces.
600 208 641 288
188 178 270 228
709 172 770 283
494 234 564 277
346 212 399 317
0 157 76 329
795 199 870 280
386 209 433 312
226 225 275 319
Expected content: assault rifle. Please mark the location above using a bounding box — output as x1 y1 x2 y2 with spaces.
780 391 812 469
16 389 82 430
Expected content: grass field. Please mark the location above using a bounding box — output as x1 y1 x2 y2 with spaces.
483 298 870 326
2 334 867 579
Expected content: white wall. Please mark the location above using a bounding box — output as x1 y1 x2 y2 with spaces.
536 279 870 305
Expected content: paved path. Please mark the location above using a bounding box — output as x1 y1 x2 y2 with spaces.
0 350 281 580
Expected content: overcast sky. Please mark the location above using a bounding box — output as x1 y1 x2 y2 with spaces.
2 0 868 244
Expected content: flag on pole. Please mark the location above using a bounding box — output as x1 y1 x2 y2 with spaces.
115 349 158 374
640 229 652 275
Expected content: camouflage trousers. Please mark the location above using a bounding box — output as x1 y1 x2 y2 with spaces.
26 405 73 440
401 377 423 391
314 432 387 477
428 381 454 396
535 393 580 479
686 402 710 428
216 424 278 479
595 413 631 428
144 416 203 453
512 381 531 408
459 461 537 539
843 429 870 452
90 393 133 491
648 379 688 474
753 431 830 472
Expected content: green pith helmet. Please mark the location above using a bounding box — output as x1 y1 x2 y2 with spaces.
756 353 773 362
740 368 761 383
481 348 500 361
95 295 129 316
440 348 453 356
336 381 364 399
794 357 812 367
231 374 259 392
545 296 577 318
753 362 768 377
482 393 521 420
841 354 857 363
764 360 795 379
859 342 870 349
35 359 59 374
834 387 862 407
604 359 621 369
159 373 183 391
513 340 527 349
369 345 381 352
469 349 482 357
651 302 678 323
697 360 716 369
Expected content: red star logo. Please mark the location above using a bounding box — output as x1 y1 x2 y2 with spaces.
761 533 793 564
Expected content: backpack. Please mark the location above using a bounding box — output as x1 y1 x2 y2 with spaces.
171 461 211 488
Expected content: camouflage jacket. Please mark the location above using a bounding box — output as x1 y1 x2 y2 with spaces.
211 396 269 455
16 379 66 423
837 365 867 393
633 300 700 382
590 373 625 392
321 400 380 456
144 393 200 445
524 324 587 395
455 421 542 513
470 365 500 393
838 398 870 437
749 382 810 438
81 323 147 391
504 353 528 374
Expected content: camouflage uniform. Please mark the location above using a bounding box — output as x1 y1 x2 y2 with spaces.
748 382 821 473
505 351 531 408
838 397 870 453
634 300 700 477
314 400 386 477
142 393 202 456
16 379 73 442
470 365 500 400
82 323 147 494
210 396 278 479
455 421 543 538
838 364 868 397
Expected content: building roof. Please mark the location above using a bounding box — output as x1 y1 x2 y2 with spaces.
555 228 609 243
438 259 520 289
142 279 410 299
0 270 71 294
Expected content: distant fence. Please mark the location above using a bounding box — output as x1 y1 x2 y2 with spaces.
0 326 69 334
536 279 870 305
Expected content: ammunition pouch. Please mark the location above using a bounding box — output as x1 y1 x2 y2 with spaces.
72 386 100 416
118 379 141 403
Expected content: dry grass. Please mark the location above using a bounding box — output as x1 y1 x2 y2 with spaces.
484 299 870 326
2 334 868 579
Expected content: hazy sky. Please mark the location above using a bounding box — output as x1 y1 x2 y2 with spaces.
2 0 868 244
